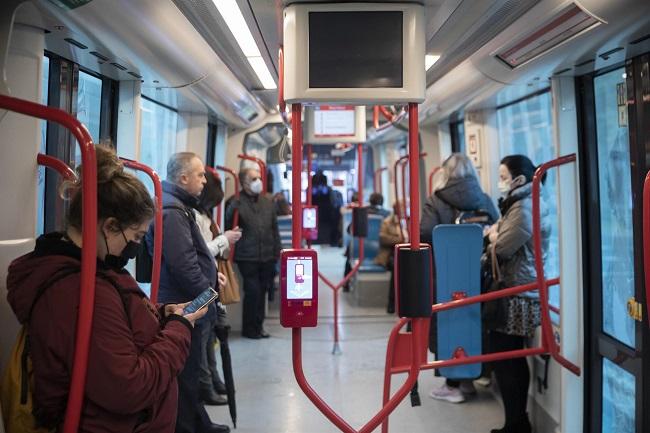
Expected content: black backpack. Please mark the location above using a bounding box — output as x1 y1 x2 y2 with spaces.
135 204 196 283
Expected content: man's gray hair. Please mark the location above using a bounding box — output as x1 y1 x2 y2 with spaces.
167 152 198 183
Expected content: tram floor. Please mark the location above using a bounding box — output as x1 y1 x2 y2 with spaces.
206 245 503 432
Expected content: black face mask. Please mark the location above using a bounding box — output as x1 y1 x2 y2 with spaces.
104 229 140 269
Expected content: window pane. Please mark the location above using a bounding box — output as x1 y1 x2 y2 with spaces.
76 71 102 144
602 358 635 433
594 67 635 347
497 91 560 306
37 56 49 236
139 97 178 194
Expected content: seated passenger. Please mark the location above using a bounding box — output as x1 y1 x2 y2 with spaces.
368 192 390 218
421 153 498 404
485 154 549 433
5 145 206 432
375 200 407 313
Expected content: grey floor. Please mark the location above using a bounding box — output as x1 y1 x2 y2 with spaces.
206 246 503 433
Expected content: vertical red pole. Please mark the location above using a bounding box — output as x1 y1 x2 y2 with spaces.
292 103 303 248
408 103 420 250
401 160 409 236
644 170 650 327
307 144 313 206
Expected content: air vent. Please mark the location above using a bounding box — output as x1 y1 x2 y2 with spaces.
599 47 624 60
110 62 127 71
630 34 650 45
553 68 572 75
128 72 143 79
89 51 109 61
495 3 601 69
575 59 595 67
64 38 88 49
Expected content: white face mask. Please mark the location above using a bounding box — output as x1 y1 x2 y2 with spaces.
498 180 511 195
249 178 263 195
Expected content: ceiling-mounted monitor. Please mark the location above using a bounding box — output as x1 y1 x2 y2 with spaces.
283 3 425 104
305 105 366 144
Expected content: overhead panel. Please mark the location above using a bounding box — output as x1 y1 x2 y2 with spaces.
494 3 602 69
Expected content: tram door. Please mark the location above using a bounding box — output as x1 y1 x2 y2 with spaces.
578 54 650 433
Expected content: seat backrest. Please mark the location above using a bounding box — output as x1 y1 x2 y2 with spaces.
277 215 292 249
350 214 383 263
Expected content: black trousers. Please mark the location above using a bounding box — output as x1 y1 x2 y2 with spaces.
237 260 276 336
489 331 529 426
176 322 213 433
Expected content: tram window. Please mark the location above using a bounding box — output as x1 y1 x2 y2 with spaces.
496 91 560 306
139 96 179 194
76 70 102 143
36 55 49 236
308 11 403 88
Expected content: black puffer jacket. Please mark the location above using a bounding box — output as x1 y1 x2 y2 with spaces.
420 176 498 245
225 191 281 263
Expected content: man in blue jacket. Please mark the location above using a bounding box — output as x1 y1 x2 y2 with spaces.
147 152 230 433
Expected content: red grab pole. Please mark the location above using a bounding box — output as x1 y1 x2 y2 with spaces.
400 152 427 236
37 153 77 181
291 104 303 246
408 104 420 250
532 154 580 375
644 170 650 327
307 144 313 205
428 166 441 196
214 165 240 261
238 154 267 193
0 94 98 433
374 167 387 194
120 158 163 304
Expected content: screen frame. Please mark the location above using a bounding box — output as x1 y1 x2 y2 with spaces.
283 2 425 104
304 105 366 144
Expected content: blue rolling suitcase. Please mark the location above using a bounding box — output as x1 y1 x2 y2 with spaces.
433 224 483 379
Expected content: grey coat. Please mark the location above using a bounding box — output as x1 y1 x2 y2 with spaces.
420 176 499 245
491 183 550 295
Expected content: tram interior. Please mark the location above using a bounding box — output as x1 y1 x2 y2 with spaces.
1 0 650 432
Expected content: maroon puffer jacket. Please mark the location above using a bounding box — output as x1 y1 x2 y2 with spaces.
6 233 191 433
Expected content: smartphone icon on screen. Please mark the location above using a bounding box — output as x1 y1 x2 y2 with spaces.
295 264 304 283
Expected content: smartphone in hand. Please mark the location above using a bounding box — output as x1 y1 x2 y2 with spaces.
183 287 219 314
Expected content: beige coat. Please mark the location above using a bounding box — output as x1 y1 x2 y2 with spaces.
375 215 404 268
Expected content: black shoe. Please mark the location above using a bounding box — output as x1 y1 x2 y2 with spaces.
213 379 227 395
200 388 228 406
201 423 230 433
260 329 270 338
490 415 531 433
242 331 262 339
387 305 395 314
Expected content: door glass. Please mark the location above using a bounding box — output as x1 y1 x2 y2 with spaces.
594 67 635 347
76 70 102 143
602 358 635 432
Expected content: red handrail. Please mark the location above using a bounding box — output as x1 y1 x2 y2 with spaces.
238 153 267 193
214 165 240 261
533 154 579 374
0 94 98 433
37 153 77 181
374 166 387 194
306 144 313 206
408 103 420 249
428 166 441 196
393 152 426 240
643 171 650 325
120 158 162 304
372 105 408 132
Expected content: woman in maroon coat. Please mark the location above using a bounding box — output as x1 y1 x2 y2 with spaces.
6 145 206 433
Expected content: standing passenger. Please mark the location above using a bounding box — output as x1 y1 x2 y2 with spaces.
194 170 242 406
226 168 281 339
5 146 205 433
375 200 407 314
485 154 550 433
420 153 498 404
150 152 230 433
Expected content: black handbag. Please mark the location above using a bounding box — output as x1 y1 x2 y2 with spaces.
481 244 508 330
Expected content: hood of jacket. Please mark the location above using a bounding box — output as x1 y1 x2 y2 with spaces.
436 176 491 211
7 232 137 324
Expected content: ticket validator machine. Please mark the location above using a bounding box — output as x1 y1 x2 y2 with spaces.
280 249 318 328
302 205 318 241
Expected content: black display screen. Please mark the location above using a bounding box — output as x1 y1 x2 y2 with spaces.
309 11 403 88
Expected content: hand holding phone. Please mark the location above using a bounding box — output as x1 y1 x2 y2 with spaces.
183 287 219 315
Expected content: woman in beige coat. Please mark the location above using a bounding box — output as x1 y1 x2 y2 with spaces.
375 201 406 314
